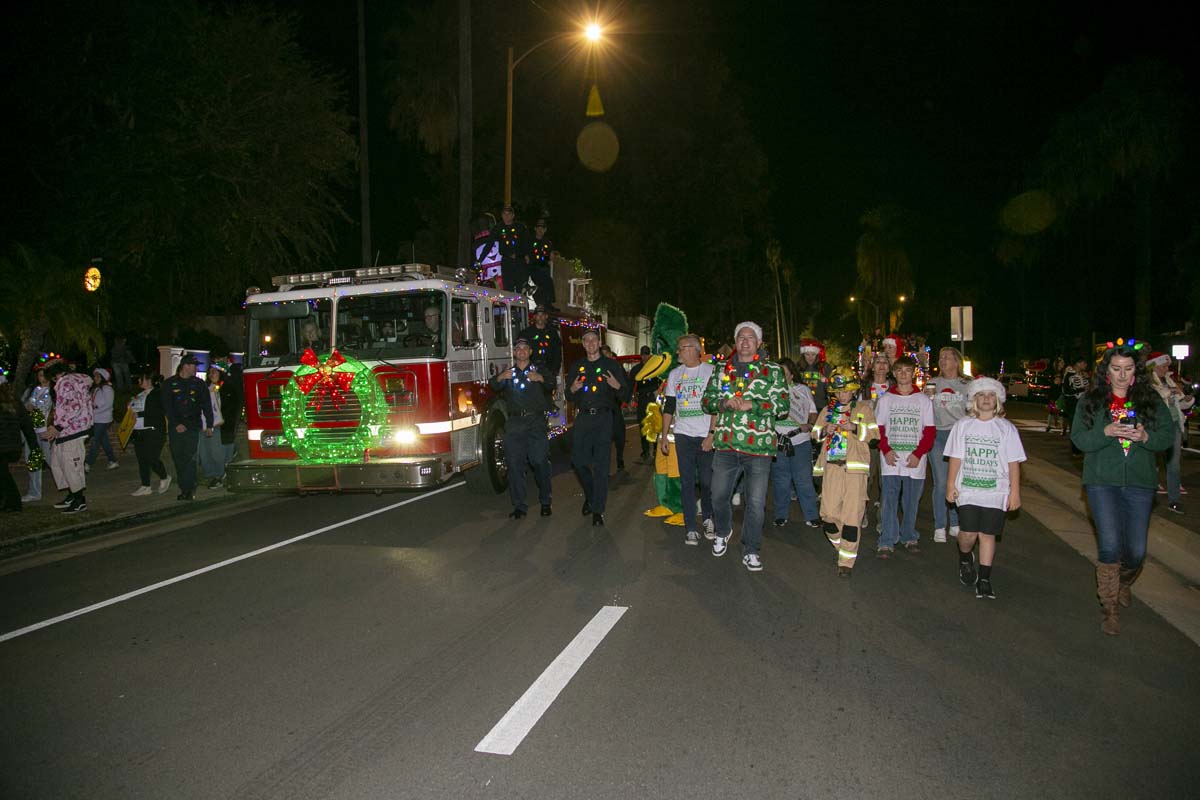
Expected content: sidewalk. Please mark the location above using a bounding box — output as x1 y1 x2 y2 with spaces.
1 429 253 559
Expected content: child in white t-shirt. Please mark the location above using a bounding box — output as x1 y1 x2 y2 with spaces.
945 377 1027 599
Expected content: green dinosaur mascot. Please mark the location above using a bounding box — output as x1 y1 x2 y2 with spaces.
635 303 688 526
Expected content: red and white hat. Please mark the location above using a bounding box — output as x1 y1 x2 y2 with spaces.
798 338 825 362
882 334 904 353
1146 351 1171 368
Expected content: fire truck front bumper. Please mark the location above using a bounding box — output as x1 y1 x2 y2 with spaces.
224 457 450 493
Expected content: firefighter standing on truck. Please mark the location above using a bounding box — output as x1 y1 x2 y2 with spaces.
568 329 631 527
489 338 554 519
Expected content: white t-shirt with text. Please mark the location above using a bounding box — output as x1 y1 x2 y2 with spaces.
666 362 716 438
877 389 934 477
944 416 1027 510
775 383 818 443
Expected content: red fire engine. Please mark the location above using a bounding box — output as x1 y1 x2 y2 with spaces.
226 264 599 494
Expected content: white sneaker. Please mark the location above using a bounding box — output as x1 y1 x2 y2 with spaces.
731 492 742 507
21 494 41 503
712 536 729 557
107 462 120 470
685 531 701 546
84 464 91 473
131 486 153 497
949 526 960 538
158 476 173 494
703 518 716 539
743 553 763 572
933 528 947 543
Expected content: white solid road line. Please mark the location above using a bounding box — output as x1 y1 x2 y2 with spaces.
0 482 464 644
476 605 629 756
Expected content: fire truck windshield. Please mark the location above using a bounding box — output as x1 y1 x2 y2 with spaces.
335 290 447 359
246 297 333 367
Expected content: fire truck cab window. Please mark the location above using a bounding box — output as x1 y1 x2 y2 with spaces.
451 298 477 347
335 290 448 358
246 298 333 367
493 305 509 346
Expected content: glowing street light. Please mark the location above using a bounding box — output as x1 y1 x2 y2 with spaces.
585 23 603 41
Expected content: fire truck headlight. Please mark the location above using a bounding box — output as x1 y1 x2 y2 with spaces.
391 428 418 445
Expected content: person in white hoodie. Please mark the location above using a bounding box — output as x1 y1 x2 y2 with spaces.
84 367 119 471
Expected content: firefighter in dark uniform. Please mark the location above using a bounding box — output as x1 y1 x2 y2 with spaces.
518 305 562 377
488 338 553 519
529 218 555 308
497 204 531 293
568 329 631 526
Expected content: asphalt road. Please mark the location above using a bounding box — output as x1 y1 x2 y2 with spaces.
1 430 1198 799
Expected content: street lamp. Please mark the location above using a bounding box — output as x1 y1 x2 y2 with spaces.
849 295 881 331
505 24 603 205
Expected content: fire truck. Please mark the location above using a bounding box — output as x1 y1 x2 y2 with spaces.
225 264 598 495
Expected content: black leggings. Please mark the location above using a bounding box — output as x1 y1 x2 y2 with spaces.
132 430 167 486
0 449 21 509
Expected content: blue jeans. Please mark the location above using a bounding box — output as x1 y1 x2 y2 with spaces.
712 450 772 555
771 439 819 522
675 433 714 531
1086 484 1155 568
1164 428 1182 504
85 422 116 466
879 475 924 548
928 429 959 530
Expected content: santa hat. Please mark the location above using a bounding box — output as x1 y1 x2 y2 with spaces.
883 334 904 353
93 367 111 382
1146 351 1171 368
968 377 1006 404
734 320 763 342
798 337 825 362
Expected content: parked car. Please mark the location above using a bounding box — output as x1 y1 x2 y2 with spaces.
1000 374 1030 399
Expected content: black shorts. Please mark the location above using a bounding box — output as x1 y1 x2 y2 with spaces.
957 504 1007 538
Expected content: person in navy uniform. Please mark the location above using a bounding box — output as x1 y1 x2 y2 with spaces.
519 304 562 377
496 204 531 293
567 329 631 526
529 218 555 308
489 338 554 519
162 355 213 501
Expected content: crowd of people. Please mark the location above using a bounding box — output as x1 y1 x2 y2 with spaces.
3 351 243 515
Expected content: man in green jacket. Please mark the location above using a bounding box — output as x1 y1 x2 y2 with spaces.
703 321 789 572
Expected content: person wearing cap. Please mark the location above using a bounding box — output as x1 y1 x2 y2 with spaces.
568 329 631 526
519 305 562 377
944 377 1026 599
41 360 94 513
702 320 789 572
875 354 935 557
489 338 554 519
198 361 231 488
84 367 119 472
924 346 972 542
162 355 213 501
813 367 879 577
1147 351 1189 513
496 204 531 293
529 218 555 308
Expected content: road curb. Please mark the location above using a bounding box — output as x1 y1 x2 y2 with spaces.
0 494 261 561
1022 457 1200 585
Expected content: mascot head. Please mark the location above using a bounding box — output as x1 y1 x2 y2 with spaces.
636 303 688 382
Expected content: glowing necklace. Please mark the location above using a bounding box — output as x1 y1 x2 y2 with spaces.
1109 394 1135 455
720 355 764 397
578 361 605 393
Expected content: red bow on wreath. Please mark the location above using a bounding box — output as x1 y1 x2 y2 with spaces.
295 349 355 411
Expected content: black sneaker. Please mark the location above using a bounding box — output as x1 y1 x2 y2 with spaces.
540 504 552 517
62 499 88 514
509 508 526 519
581 501 591 516
53 493 76 510
958 553 977 587
773 518 787 528
976 578 996 600
592 513 605 526
803 519 822 529
1168 502 1183 514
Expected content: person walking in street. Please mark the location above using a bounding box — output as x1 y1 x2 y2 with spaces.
1072 343 1173 636
813 368 879 577
20 367 53 503
163 355 213 501
568 329 631 526
945 377 1026 599
84 367 119 471
110 335 133 392
925 346 971 542
702 321 789 572
128 372 171 496
198 363 229 488
875 355 935 557
771 357 821 530
636 345 663 464
660 334 716 545
42 360 93 513
1147 351 1189 514
489 338 554 519
0 382 39 512
797 339 832 410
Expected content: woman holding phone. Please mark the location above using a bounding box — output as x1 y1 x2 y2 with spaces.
1071 343 1172 635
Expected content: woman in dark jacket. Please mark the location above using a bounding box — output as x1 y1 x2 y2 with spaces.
1071 343 1172 636
0 382 39 511
128 372 171 496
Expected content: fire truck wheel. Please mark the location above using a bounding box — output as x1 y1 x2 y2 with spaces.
465 411 508 495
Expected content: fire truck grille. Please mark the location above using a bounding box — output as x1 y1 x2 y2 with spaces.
305 393 362 423
305 426 361 448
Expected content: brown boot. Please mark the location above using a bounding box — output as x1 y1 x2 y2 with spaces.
1118 565 1143 608
1096 563 1121 636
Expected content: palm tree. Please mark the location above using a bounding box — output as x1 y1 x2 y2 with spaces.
854 205 915 335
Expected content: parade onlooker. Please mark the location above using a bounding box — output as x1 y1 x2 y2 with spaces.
163 355 213 501
110 335 133 392
43 360 93 513
1046 356 1066 432
702 321 789 572
635 345 663 463
20 368 53 503
0 382 38 512
489 338 553 518
129 372 171 496
1062 356 1089 448
945 378 1026 599
496 204 531 293
1147 352 1189 514
661 334 716 545
530 218 556 308
875 355 935 557
199 363 229 488
813 368 879 576
568 329 631 526
1072 344 1173 635
771 357 820 530
925 346 971 542
84 367 119 471
219 363 243 467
